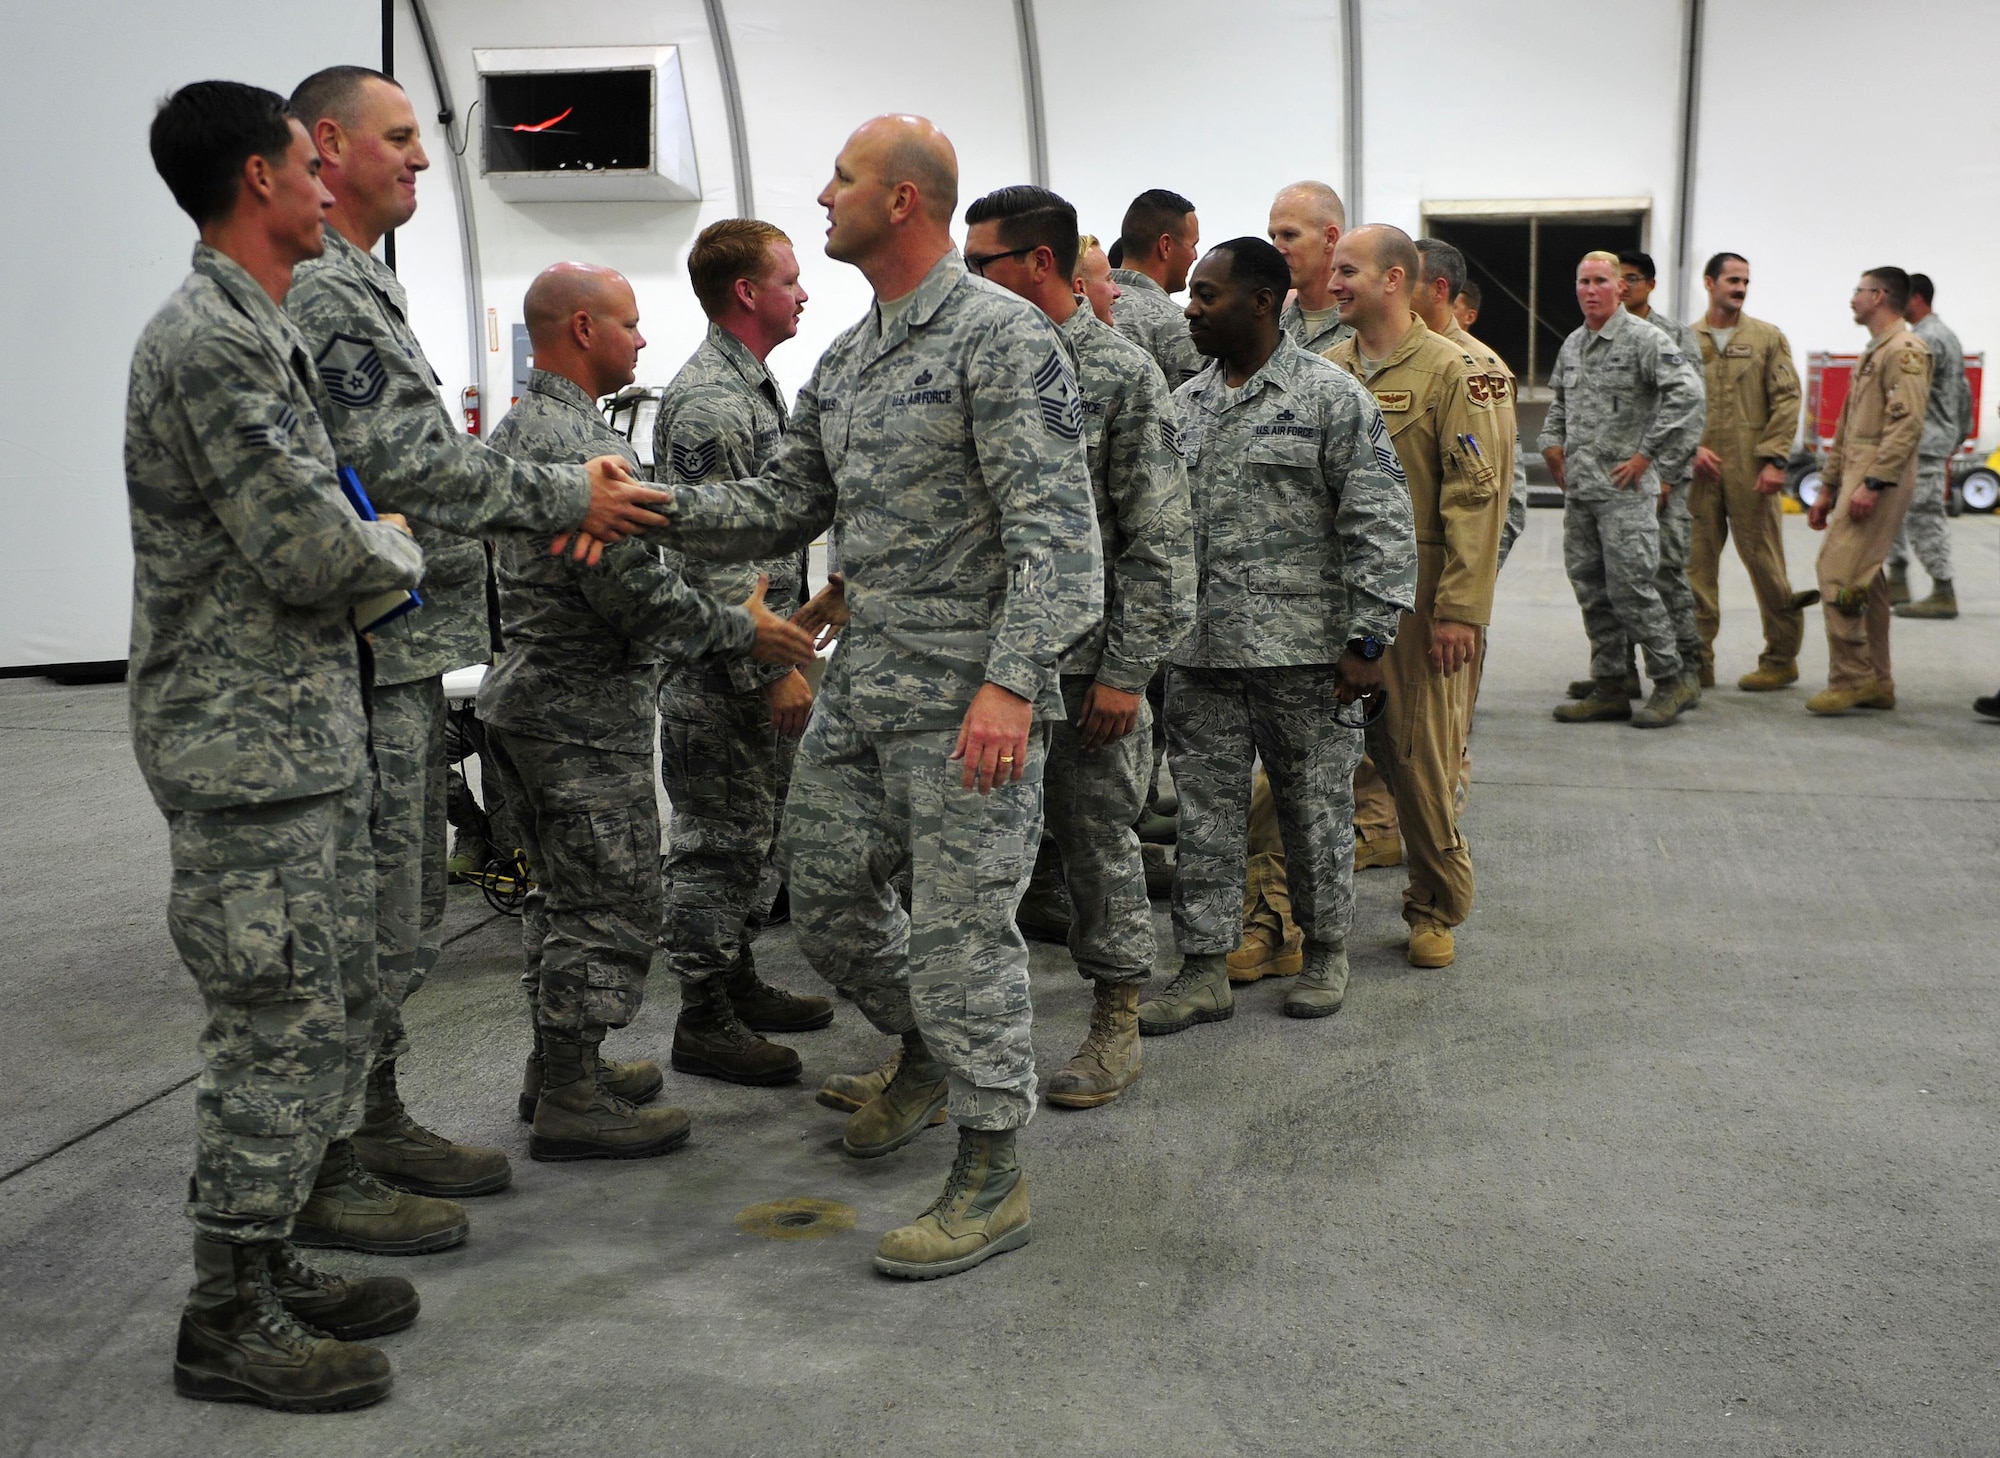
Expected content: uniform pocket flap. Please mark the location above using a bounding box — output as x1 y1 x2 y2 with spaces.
1247 563 1331 594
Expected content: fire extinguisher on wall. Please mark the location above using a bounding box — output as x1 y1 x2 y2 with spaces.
461 384 481 437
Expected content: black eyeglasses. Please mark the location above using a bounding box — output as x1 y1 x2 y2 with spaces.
966 247 1034 277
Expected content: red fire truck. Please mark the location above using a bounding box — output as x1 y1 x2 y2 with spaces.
1792 351 1997 512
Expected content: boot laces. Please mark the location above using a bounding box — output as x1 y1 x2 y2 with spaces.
247 1257 322 1349
922 1138 980 1219
1158 962 1213 1001
1077 992 1123 1060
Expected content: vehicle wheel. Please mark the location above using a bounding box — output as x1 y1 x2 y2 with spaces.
1959 465 2000 513
1795 468 1827 511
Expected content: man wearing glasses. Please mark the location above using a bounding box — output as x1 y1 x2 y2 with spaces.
1137 237 1414 1032
1804 268 1932 715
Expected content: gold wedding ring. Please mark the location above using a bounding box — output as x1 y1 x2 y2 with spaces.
998 754 1014 763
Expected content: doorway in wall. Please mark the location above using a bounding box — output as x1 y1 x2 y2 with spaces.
1423 202 1649 397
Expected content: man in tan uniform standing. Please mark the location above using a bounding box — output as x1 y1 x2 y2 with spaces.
1326 226 1506 967
1688 252 1811 691
1806 267 1931 715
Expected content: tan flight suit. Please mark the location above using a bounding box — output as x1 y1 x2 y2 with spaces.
1325 317 1505 928
1687 313 1805 674
1239 320 1512 936
1818 323 1930 691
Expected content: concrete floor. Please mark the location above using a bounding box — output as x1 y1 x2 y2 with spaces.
3 512 1998 1456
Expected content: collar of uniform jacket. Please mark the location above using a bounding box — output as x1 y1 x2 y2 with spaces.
523 367 600 418
1189 334 1314 409
319 225 410 316
867 249 968 362
1370 312 1436 375
192 243 296 338
1109 267 1167 299
703 319 783 405
1584 304 1635 349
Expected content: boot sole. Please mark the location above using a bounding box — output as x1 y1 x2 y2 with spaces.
873 1220 1031 1280
1408 948 1456 969
174 1366 392 1413
1137 1002 1234 1037
1282 996 1345 1020
842 1088 951 1159
669 1049 802 1087
1228 955 1304 984
1554 708 1632 723
362 1166 512 1199
816 1088 948 1125
1044 1073 1139 1110
528 1125 692 1161
1629 714 1683 729
289 1221 467 1256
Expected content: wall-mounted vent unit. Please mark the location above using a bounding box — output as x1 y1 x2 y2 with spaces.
473 46 700 203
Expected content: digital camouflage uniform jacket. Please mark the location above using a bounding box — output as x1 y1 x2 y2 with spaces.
1824 324 1931 493
1282 298 1353 356
1056 300 1196 689
288 229 589 685
652 321 808 695
1538 306 1706 502
479 369 754 754
1326 316 1507 626
656 250 1103 733
1110 269 1204 388
1911 311 1972 460
1171 337 1417 668
124 245 425 812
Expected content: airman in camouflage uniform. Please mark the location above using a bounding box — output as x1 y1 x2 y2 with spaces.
655 115 1102 1281
1140 237 1414 1036
655 297 833 1086
133 82 435 1412
1540 256 1706 729
1889 285 1972 616
961 184 1196 1108
484 336 774 1159
1110 189 1204 387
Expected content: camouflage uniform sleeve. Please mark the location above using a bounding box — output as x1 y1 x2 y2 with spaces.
1159 319 1204 389
655 361 838 561
1432 365 1508 626
1537 349 1569 454
1924 327 1970 456
165 328 425 607
1756 330 1802 465
968 318 1104 704
653 389 794 690
1498 434 1530 568
1095 360 1195 692
572 536 756 665
1871 342 1933 482
1325 389 1417 642
289 269 589 536
1640 337 1707 484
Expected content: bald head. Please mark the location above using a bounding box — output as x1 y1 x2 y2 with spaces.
1349 223 1419 283
850 114 957 224
1274 180 1346 231
521 262 644 400
819 114 959 286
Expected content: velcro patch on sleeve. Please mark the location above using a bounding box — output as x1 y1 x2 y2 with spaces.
1033 348 1084 441
1900 351 1927 375
670 439 721 480
314 333 387 409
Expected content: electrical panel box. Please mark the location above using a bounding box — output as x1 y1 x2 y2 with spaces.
473 46 700 203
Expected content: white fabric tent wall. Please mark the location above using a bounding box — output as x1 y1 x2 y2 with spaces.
8 0 2000 669
0 0 376 669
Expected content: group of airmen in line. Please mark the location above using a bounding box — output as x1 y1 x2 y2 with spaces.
124 63 1972 1415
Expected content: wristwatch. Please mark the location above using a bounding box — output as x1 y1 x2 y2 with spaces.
1862 476 1896 491
1347 634 1385 662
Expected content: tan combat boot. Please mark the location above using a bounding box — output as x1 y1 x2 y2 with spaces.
843 1029 950 1158
815 1047 947 1125
292 1138 468 1256
518 1045 662 1122
1354 833 1403 870
530 1033 691 1162
1567 670 1640 700
873 1127 1031 1280
1738 662 1800 692
1045 981 1142 1109
1886 563 1911 605
175 1237 392 1412
351 1060 512 1198
1895 581 1957 619
1408 919 1456 969
1283 943 1351 1019
1631 674 1698 729
1807 680 1885 716
1554 678 1635 723
1136 953 1233 1036
1227 909 1303 983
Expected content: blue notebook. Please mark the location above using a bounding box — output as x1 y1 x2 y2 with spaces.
338 466 423 632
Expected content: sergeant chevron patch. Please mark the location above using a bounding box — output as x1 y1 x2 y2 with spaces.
1367 410 1406 482
1033 349 1083 441
670 439 722 480
314 333 388 409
